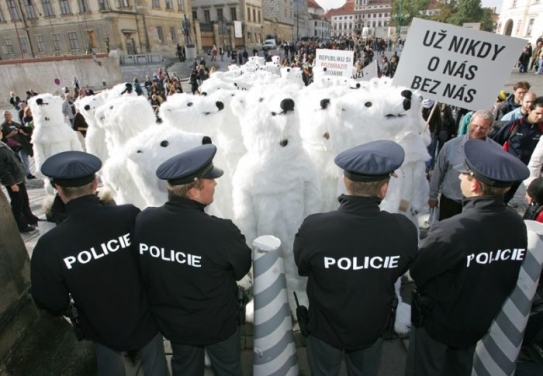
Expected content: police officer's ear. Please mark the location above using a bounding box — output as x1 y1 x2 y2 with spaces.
378 180 389 199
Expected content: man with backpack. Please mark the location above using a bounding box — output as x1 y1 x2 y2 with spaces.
492 96 543 203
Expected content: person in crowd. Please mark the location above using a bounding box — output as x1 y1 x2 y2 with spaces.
9 91 21 110
1 110 34 179
135 145 251 375
0 127 39 232
518 45 531 73
294 141 418 376
492 96 543 203
532 40 542 72
190 69 199 95
406 139 529 376
494 81 530 120
62 93 76 126
523 177 543 222
423 99 442 172
429 110 498 220
133 77 144 96
501 91 537 121
30 151 168 375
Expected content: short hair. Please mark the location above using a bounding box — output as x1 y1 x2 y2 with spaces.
477 180 510 197
344 176 389 197
57 181 95 200
530 96 543 111
469 110 494 125
513 81 531 91
527 177 543 204
167 179 204 199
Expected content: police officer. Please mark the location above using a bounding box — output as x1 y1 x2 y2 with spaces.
30 151 168 376
135 144 251 376
406 139 530 376
294 141 418 376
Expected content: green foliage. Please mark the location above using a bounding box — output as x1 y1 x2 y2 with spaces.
390 0 495 29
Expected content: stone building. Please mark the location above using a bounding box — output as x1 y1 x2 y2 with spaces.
496 0 543 45
326 0 393 39
191 0 264 50
0 0 192 60
262 0 295 42
307 0 330 39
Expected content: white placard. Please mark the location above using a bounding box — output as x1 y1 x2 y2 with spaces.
392 18 526 111
352 60 378 81
234 21 242 39
315 49 355 78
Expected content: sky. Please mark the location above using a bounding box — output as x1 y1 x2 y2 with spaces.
315 0 503 14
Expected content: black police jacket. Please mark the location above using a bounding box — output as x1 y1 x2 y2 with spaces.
134 196 251 345
294 195 418 350
30 195 158 351
410 196 526 348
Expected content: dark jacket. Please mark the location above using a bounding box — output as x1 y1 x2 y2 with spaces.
135 196 251 345
492 117 543 164
494 93 520 121
0 141 25 186
410 196 526 348
30 195 157 351
294 195 418 350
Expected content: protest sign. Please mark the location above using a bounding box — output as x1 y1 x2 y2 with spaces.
393 18 526 111
315 49 355 79
353 60 378 81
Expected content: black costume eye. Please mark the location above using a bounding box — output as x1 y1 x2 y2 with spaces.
187 102 193 107
109 106 113 109
137 150 142 153
365 102 372 108
259 98 264 102
160 141 169 147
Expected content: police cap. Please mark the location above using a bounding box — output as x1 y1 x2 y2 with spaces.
334 140 405 182
41 151 101 187
460 139 529 188
156 144 224 185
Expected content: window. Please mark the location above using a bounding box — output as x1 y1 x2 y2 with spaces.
98 0 109 10
512 0 517 6
78 0 89 12
157 26 164 43
170 26 177 43
35 34 45 52
7 0 20 21
0 8 4 21
217 8 223 21
247 7 250 21
59 0 70 14
526 18 534 36
165 0 172 10
204 9 210 23
230 7 236 21
253 9 256 23
192 10 197 20
120 0 129 7
68 32 79 50
20 36 29 53
152 0 159 8
177 0 184 11
42 0 54 16
25 0 36 18
4 38 14 54
52 33 61 51
258 10 260 23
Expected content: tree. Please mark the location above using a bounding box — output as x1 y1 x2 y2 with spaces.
391 0 431 28
479 8 497 32
429 0 458 24
447 0 484 26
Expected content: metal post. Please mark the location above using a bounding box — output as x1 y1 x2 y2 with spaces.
252 235 298 376
472 220 543 376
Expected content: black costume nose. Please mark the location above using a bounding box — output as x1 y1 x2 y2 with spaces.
202 136 212 145
320 99 330 109
84 105 91 111
216 101 224 111
401 90 412 100
280 99 295 113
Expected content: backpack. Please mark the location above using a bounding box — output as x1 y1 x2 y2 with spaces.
523 203 543 221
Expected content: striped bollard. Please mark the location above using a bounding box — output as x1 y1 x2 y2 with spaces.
472 220 543 376
252 235 298 376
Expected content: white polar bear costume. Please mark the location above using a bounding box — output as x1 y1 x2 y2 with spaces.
75 94 109 164
29 93 83 175
232 87 322 317
102 125 211 208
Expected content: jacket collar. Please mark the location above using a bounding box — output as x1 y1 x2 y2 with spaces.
65 194 101 214
337 194 382 216
164 195 207 212
461 195 506 212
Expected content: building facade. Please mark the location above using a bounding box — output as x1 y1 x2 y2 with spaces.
191 0 264 50
307 0 330 39
326 0 392 38
0 0 192 61
496 0 543 45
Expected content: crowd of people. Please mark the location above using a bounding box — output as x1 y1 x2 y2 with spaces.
2 36 543 376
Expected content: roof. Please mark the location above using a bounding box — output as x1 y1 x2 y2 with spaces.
324 0 354 18
308 0 323 9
